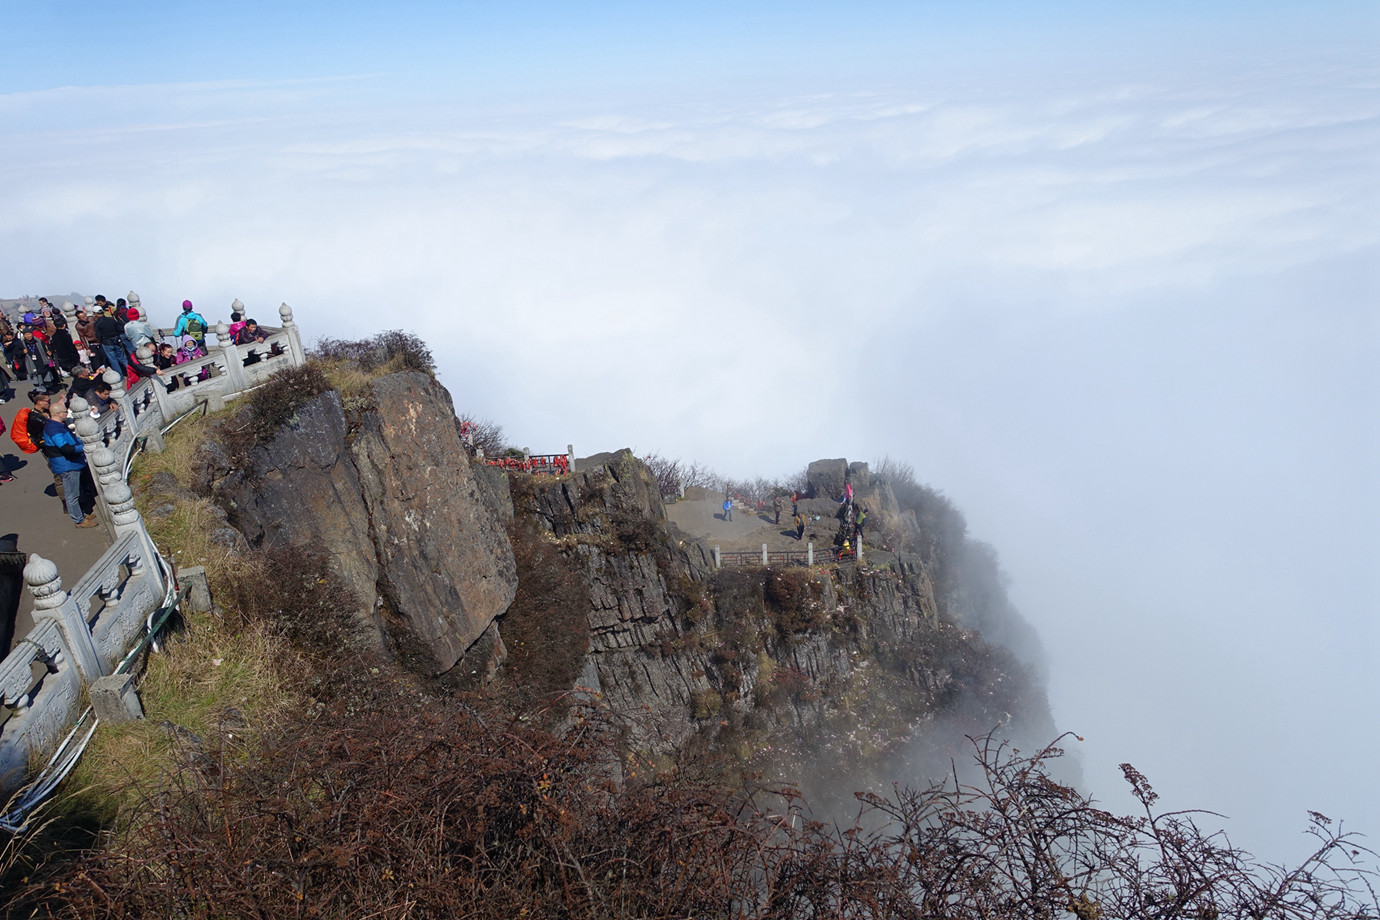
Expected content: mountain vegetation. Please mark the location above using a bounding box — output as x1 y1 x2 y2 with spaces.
3 341 1375 918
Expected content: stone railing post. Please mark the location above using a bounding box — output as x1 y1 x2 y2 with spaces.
127 291 141 321
60 300 78 328
714 546 721 569
216 322 251 392
132 346 166 452
808 543 814 566
278 303 306 367
567 443 575 473
105 367 128 409
24 555 105 682
101 466 145 536
70 394 115 529
762 544 769 566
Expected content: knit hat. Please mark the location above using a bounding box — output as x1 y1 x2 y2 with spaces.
127 308 140 320
182 300 193 310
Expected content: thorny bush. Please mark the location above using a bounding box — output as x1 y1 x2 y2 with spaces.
216 363 331 470
313 329 435 375
15 717 1377 919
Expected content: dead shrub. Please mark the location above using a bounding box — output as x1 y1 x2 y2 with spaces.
217 363 331 470
494 521 592 713
312 330 434 375
211 542 364 665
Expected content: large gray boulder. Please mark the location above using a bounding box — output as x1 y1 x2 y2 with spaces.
806 458 848 500
203 371 517 675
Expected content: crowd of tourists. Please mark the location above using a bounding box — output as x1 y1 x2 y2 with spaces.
0 294 274 529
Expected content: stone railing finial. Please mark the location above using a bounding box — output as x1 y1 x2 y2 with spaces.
23 555 65 612
104 478 142 532
279 302 294 326
231 298 244 313
84 296 94 306
127 291 140 310
103 367 126 402
89 446 121 491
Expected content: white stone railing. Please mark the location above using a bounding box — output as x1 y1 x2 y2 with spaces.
0 302 307 795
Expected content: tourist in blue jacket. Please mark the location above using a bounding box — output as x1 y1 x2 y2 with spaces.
172 300 209 349
43 400 99 528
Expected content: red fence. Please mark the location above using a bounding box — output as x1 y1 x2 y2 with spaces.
481 453 570 476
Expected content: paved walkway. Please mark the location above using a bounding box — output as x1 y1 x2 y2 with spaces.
1 379 112 657
666 486 846 553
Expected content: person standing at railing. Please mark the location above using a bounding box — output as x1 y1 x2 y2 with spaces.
94 302 131 375
48 314 83 378
153 343 182 391
42 399 99 528
68 364 99 403
233 318 269 345
172 300 208 350
75 305 98 360
227 309 247 341
123 307 156 349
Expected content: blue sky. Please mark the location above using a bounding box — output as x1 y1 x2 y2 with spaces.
3 1 1377 865
5 2 1376 96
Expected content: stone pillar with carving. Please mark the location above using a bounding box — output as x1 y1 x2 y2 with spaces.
217 321 250 392
104 367 127 406
127 291 141 324
24 555 105 682
69 393 103 454
278 302 306 368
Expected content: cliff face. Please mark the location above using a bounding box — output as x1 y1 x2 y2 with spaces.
194 371 1051 779
505 449 1052 778
194 371 517 676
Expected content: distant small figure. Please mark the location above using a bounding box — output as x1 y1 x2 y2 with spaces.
723 496 733 522
794 512 805 541
855 506 867 542
791 490 799 516
773 494 782 525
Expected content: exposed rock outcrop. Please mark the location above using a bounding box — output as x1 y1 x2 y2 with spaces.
195 372 517 675
504 450 1051 779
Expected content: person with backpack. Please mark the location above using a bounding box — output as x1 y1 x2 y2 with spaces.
43 399 99 527
723 495 733 522
173 300 208 350
9 390 65 504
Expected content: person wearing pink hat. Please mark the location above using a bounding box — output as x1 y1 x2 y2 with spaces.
172 300 208 348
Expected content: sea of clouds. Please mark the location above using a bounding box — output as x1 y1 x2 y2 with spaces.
2 51 1375 862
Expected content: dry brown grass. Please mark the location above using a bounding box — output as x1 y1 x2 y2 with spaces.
314 354 411 399
65 613 294 811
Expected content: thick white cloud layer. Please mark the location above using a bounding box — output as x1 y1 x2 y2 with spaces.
2 53 1375 861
